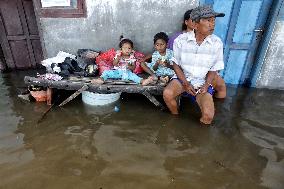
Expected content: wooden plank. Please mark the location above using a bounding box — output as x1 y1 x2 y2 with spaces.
6 35 40 40
24 76 168 108
37 104 54 124
142 91 165 110
24 76 164 95
0 59 6 70
23 0 39 35
31 39 43 65
0 0 24 35
0 0 42 69
0 11 15 69
224 50 248 84
46 87 52 105
207 0 234 43
9 40 32 68
18 0 37 67
59 85 89 107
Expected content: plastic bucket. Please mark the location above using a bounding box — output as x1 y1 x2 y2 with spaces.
82 91 121 106
30 90 47 102
83 102 118 115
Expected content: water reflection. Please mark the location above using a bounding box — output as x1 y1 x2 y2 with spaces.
237 88 284 189
0 72 34 166
0 71 283 189
83 102 118 116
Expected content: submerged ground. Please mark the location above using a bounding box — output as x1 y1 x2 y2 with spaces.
0 70 283 189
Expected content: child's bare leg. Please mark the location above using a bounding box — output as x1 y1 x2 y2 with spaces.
141 76 157 86
91 70 118 85
141 62 158 81
141 62 155 76
91 77 104 84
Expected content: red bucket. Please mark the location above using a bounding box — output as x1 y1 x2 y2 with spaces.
30 90 47 102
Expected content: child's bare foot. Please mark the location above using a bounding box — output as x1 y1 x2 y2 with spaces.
160 76 169 84
141 76 157 86
91 78 104 84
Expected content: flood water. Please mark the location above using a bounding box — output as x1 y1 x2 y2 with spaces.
0 70 284 189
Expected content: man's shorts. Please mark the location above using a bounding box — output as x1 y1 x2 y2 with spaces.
172 78 215 101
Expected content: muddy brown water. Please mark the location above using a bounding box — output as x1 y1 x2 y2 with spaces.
0 70 284 189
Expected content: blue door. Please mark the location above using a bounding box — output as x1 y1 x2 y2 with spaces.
202 0 273 85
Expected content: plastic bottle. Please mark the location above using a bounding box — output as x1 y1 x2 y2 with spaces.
114 106 120 112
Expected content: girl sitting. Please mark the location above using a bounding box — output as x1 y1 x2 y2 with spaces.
91 36 156 85
140 32 175 84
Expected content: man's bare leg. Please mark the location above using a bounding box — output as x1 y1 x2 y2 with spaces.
212 74 226 98
196 93 215 124
163 79 184 115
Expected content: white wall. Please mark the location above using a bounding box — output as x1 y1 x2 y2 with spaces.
40 0 198 57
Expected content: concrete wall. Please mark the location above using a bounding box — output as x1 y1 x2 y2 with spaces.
39 0 198 57
256 2 284 89
37 0 284 90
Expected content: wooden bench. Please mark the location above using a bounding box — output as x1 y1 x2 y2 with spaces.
24 76 166 109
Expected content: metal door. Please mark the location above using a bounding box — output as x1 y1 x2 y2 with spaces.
204 0 273 85
0 0 43 70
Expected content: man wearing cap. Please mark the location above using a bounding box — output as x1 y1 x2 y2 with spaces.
163 5 227 125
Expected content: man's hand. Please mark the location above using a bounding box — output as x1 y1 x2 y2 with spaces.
183 82 196 96
199 83 210 94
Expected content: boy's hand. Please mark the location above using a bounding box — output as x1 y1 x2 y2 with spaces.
163 60 170 67
157 59 164 65
157 59 169 67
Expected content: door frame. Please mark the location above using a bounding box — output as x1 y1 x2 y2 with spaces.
250 0 284 87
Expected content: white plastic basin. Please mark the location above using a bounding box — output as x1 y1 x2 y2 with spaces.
82 91 121 106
